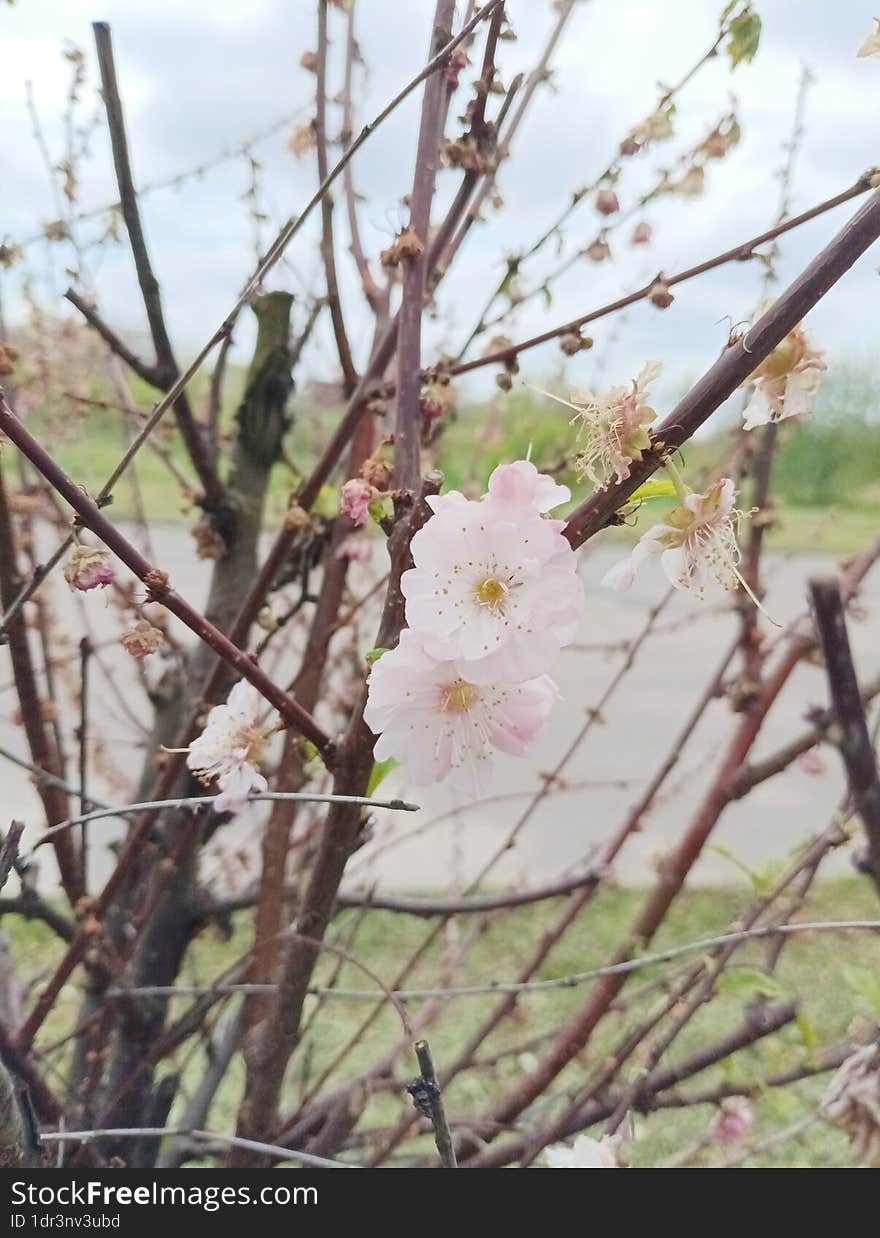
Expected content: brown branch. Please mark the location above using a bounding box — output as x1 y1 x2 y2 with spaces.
0 472 80 903
315 1 358 395
0 823 24 896
394 0 457 488
0 392 333 759
562 187 880 548
451 177 875 381
411 1041 457 1168
90 22 226 514
810 577 880 891
64 289 164 387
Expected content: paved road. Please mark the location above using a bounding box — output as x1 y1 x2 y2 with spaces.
2 525 877 893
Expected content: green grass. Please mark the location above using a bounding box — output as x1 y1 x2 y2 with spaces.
7 877 880 1167
6 354 878 556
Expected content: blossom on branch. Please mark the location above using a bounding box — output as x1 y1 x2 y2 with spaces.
602 478 746 596
563 361 660 487
187 681 276 814
741 319 826 430
363 629 557 796
402 477 583 680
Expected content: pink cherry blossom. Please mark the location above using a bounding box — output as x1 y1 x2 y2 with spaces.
363 629 557 796
187 680 275 814
485 459 570 514
602 478 744 596
340 477 375 527
63 545 115 592
402 487 583 681
709 1097 754 1144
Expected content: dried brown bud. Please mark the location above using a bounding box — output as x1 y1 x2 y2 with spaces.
191 518 227 560
287 123 316 159
495 371 513 391
649 277 674 309
444 47 469 87
559 331 593 356
380 225 424 269
619 136 640 157
630 221 653 246
144 568 171 599
299 50 318 73
360 452 394 492
284 497 312 531
586 239 611 264
0 341 19 376
121 619 164 660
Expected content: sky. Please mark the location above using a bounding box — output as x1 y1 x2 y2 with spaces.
2 0 879 410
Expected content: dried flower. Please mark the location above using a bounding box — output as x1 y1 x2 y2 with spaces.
287 123 316 159
742 319 826 430
822 1042 880 1166
602 477 748 597
631 106 675 146
380 225 424 268
63 546 115 593
340 477 376 527
554 360 660 487
363 628 557 796
857 20 880 57
191 517 227 561
186 681 276 815
420 373 457 422
299 50 318 72
545 1134 619 1169
662 165 705 197
284 498 312 531
360 451 394 492
121 619 164 660
0 341 19 376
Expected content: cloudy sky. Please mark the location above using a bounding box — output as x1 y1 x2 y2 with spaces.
2 0 879 407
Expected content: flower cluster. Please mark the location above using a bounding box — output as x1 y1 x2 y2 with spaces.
741 317 826 430
364 462 584 795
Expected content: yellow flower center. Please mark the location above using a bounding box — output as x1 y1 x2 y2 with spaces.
475 576 508 610
442 681 480 713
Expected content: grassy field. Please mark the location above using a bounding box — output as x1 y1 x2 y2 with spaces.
8 357 877 556
7 876 880 1167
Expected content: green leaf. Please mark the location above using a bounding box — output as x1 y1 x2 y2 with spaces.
715 967 786 1001
841 964 880 1018
796 1010 820 1052
727 10 762 68
629 478 677 502
365 646 390 667
368 493 393 525
366 757 397 797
